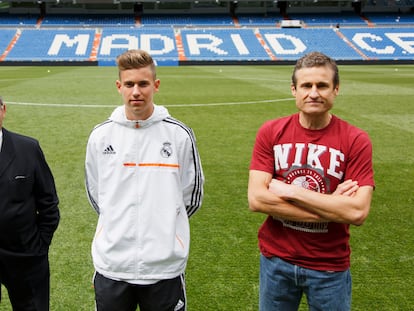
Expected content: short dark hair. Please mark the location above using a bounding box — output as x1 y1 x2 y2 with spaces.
0 97 3 106
291 52 339 88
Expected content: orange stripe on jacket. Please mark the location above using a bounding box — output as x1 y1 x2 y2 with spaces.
123 163 180 168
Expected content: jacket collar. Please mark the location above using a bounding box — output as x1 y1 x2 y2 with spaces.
0 128 16 177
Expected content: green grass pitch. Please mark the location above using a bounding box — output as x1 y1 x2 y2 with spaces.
0 64 413 310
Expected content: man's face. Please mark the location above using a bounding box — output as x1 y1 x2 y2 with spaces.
116 66 160 121
291 66 339 117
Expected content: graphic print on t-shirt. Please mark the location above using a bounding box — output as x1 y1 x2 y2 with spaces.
273 142 345 233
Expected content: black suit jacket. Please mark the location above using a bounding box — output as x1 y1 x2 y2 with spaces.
0 128 60 257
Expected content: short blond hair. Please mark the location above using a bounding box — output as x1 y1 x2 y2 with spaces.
116 49 156 79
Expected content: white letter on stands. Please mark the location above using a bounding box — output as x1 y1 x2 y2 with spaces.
352 33 395 54
140 34 175 55
230 33 249 55
186 34 227 55
48 34 90 55
264 34 306 55
100 34 138 55
385 33 414 53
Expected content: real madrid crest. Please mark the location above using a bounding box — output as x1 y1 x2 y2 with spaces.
160 142 173 158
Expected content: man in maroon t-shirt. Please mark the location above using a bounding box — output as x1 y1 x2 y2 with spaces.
248 52 374 311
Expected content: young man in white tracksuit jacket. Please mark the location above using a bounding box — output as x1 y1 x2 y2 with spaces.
85 49 204 311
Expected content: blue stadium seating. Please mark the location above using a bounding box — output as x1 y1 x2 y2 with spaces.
180 28 270 61
99 27 177 62
287 12 367 27
1 12 412 27
237 13 282 27
140 14 234 26
6 29 96 61
339 28 414 60
0 12 413 64
41 14 135 27
364 12 414 25
0 29 17 53
0 13 38 26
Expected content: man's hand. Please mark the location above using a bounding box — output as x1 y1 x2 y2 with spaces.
332 180 359 197
268 179 295 199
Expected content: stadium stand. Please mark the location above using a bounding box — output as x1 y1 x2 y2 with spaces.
0 29 18 54
6 29 96 61
338 27 414 60
140 14 235 26
236 13 283 27
0 13 38 26
40 14 135 27
364 12 414 25
287 12 367 27
0 0 413 65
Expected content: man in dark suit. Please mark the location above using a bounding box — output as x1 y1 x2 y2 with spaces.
0 97 60 311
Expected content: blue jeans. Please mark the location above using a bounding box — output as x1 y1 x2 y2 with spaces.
259 255 352 311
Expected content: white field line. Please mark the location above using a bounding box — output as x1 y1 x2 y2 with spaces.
7 98 293 108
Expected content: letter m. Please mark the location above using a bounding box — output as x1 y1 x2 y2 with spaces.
48 34 90 56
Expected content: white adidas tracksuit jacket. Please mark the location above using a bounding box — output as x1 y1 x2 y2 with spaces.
85 104 204 283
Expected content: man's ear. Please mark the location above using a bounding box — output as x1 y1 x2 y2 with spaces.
290 84 297 96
